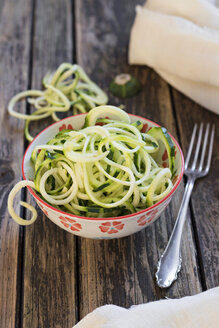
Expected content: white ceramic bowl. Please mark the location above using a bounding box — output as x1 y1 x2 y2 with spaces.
22 113 184 239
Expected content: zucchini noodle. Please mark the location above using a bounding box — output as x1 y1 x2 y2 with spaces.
7 181 37 225
8 63 108 141
8 106 175 224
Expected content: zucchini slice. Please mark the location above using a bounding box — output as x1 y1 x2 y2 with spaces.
109 74 141 98
84 105 130 127
147 127 175 173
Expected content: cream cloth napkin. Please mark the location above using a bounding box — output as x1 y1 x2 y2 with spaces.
129 0 219 115
73 287 219 327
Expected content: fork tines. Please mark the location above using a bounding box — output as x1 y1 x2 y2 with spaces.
184 123 215 176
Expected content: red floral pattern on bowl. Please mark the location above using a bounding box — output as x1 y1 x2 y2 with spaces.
59 216 82 231
59 124 74 131
141 123 152 133
95 116 110 126
137 209 159 226
99 221 124 234
172 174 179 185
162 149 168 161
174 145 177 157
162 162 169 168
38 203 48 216
141 123 148 133
161 146 177 168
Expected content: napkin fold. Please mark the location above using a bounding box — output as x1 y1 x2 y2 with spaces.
73 287 219 328
129 0 219 115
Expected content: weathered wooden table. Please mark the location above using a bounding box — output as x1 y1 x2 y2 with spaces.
0 1 218 327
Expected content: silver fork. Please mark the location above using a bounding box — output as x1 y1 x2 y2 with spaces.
155 123 215 288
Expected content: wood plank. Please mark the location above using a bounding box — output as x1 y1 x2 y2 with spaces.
172 89 219 289
22 1 78 327
75 0 202 320
0 0 33 327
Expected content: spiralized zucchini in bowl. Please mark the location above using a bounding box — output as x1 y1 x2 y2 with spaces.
8 105 181 227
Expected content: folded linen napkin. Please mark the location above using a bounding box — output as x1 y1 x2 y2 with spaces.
73 287 219 327
129 0 219 115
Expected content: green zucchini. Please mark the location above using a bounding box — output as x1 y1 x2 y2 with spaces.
148 127 175 173
109 74 141 98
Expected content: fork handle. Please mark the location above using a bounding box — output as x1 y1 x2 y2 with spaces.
155 178 195 288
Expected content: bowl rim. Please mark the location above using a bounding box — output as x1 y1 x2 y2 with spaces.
22 113 184 221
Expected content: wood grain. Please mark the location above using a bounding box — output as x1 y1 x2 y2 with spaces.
22 1 78 327
75 0 202 321
172 89 219 289
0 0 33 327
